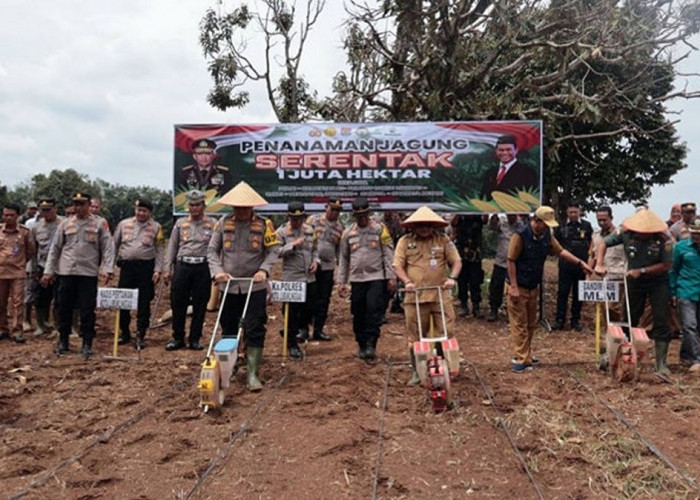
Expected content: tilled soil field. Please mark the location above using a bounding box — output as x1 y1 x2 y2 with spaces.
2 261 700 499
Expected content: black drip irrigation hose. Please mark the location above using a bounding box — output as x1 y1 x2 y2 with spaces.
370 361 393 500
569 372 700 491
469 362 546 500
185 372 290 499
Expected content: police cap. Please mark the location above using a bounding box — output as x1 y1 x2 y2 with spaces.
186 189 206 204
351 197 370 216
681 202 697 213
72 192 92 203
192 139 216 154
288 201 306 218
327 199 343 211
135 197 153 211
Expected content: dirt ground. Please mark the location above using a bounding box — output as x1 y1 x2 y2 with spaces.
3 260 700 500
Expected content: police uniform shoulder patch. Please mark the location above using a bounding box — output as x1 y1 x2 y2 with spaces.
216 165 229 172
182 165 194 171
263 219 280 247
379 224 393 246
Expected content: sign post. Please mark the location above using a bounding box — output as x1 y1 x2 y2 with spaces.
269 281 307 362
98 288 139 357
578 281 620 363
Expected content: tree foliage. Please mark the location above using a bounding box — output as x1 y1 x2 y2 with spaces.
199 0 325 122
7 170 174 234
327 0 700 213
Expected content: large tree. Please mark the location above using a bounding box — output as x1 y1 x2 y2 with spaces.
320 0 700 212
199 0 326 122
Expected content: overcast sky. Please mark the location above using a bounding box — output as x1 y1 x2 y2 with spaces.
0 0 697 221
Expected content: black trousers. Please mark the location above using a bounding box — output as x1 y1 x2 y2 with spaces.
628 274 671 342
555 266 585 324
118 259 155 335
221 289 268 348
313 269 334 333
284 281 317 347
488 264 508 312
57 275 97 342
170 261 210 344
350 280 386 347
458 259 483 308
35 266 57 310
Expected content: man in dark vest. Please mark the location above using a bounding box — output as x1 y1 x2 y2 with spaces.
553 202 593 331
507 206 593 373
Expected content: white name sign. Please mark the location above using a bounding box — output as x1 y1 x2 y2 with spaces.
97 288 139 310
269 281 307 303
578 281 619 302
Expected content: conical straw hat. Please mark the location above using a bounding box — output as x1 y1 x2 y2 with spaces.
218 181 268 207
622 209 667 233
401 206 448 227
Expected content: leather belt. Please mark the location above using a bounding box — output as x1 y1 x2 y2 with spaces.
178 256 206 264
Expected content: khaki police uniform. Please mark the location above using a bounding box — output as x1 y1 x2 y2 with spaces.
276 221 319 347
44 214 114 347
207 214 279 348
114 216 165 342
0 223 35 337
165 214 216 347
393 232 459 342
31 215 63 314
338 220 395 351
307 213 343 336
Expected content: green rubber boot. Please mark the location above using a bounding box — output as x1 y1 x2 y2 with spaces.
655 340 670 375
247 347 264 392
407 348 421 386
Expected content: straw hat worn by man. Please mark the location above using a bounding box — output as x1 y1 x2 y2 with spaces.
669 217 700 371
207 181 279 391
164 190 216 351
113 197 165 349
507 206 593 373
595 209 674 374
337 197 396 361
393 206 461 386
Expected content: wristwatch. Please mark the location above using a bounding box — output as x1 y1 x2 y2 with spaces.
640 267 647 275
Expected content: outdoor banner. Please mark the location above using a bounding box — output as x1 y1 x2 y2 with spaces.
173 121 542 215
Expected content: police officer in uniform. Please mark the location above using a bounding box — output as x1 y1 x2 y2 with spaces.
306 199 343 341
31 198 62 336
208 181 279 391
595 209 674 374
180 139 230 196
42 192 114 356
670 202 697 241
553 202 593 331
0 202 35 343
114 198 165 349
276 201 319 358
451 214 485 318
337 197 396 360
164 190 216 351
393 206 461 385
